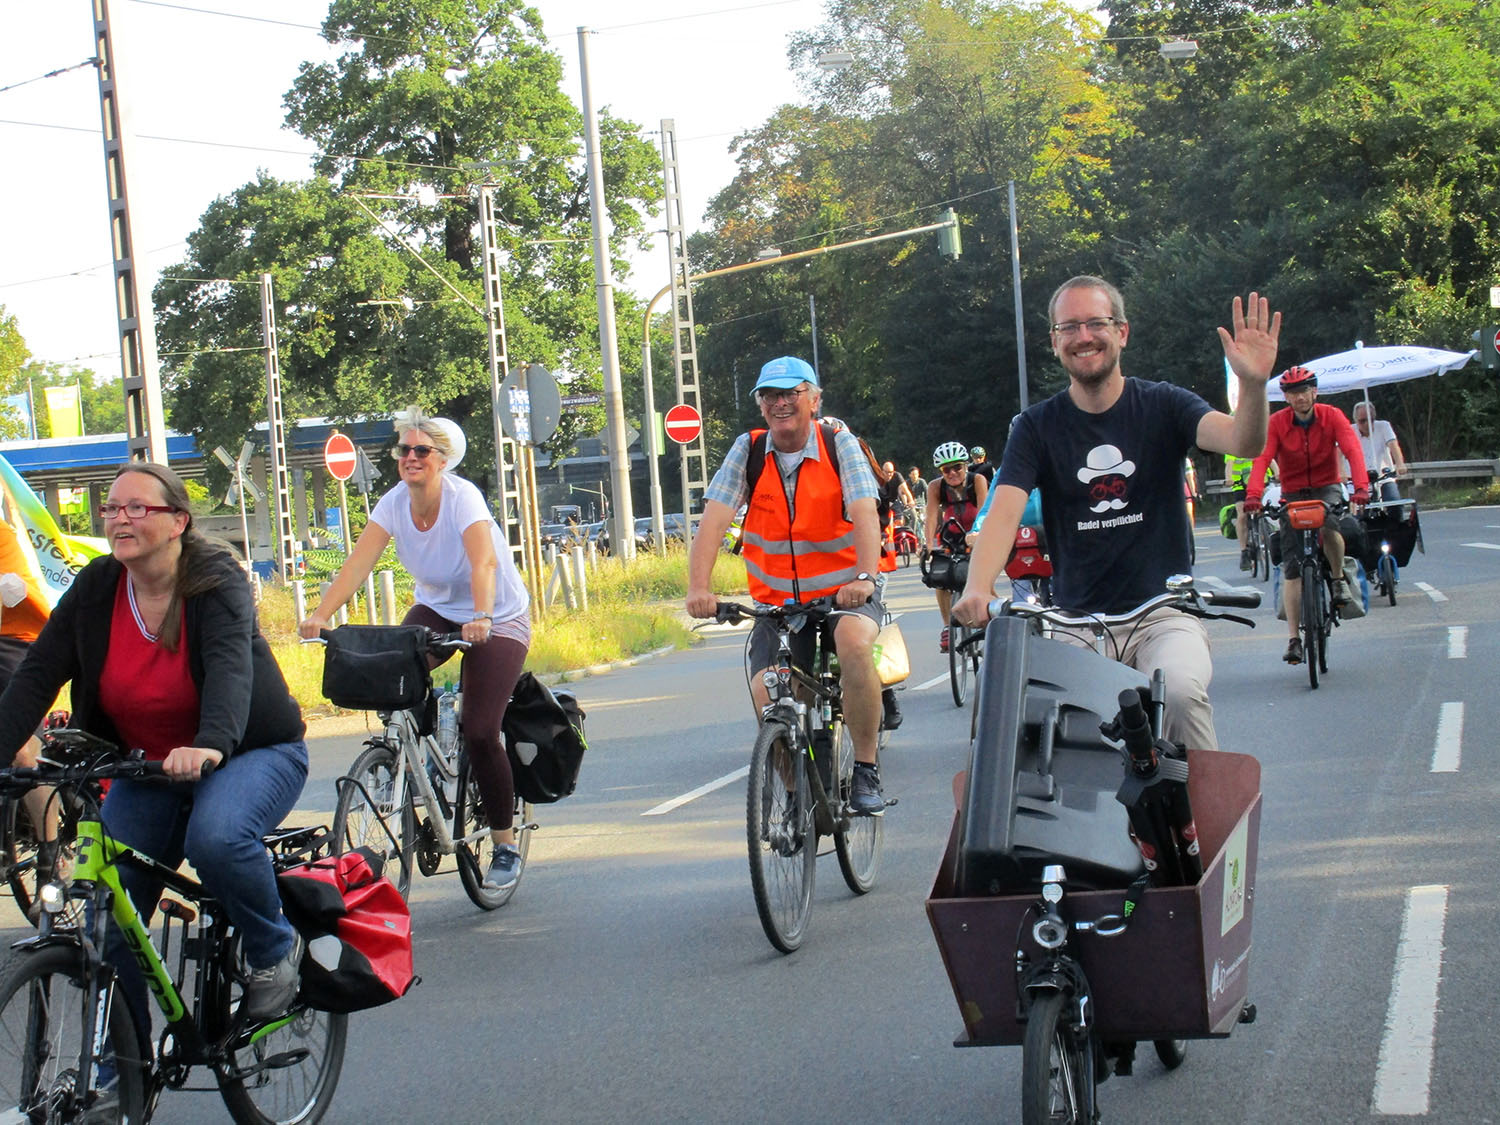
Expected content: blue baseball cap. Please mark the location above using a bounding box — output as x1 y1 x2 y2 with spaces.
755 356 818 392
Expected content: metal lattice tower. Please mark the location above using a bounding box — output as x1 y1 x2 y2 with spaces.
260 274 297 580
660 120 709 534
479 187 524 571
92 0 167 463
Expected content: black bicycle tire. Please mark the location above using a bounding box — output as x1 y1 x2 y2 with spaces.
832 719 882 894
1380 555 1397 605
1021 990 1090 1125
1153 1037 1188 1070
0 942 147 1123
332 740 415 899
949 621 970 708
746 720 815 954
217 999 348 1125
1300 562 1320 690
455 750 531 911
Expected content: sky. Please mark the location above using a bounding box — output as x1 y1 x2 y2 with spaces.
0 0 825 373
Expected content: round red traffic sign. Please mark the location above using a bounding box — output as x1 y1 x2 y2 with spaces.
324 432 357 481
664 404 702 445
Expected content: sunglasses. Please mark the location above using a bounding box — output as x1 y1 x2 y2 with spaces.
940 463 966 474
392 444 436 460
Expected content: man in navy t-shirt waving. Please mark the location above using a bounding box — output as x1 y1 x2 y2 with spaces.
951 276 1281 749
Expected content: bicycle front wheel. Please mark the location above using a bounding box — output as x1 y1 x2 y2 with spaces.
0 942 147 1124
332 740 415 899
1299 563 1321 690
218 1001 347 1125
949 621 971 707
455 749 532 911
747 721 815 953
1021 990 1092 1125
1379 554 1397 605
831 720 882 895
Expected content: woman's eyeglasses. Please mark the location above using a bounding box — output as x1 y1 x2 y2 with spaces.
940 463 966 475
99 502 177 520
392 444 436 460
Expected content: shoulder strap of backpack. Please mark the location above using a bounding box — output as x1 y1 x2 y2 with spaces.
745 423 842 497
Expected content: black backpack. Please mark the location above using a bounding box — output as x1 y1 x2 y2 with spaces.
503 672 588 804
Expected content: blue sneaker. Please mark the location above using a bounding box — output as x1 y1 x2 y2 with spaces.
850 763 885 816
484 844 521 891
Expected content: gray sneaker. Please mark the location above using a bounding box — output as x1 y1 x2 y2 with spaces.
849 763 885 817
243 933 304 1022
483 844 522 891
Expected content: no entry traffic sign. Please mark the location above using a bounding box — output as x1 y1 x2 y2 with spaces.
324 432 357 481
664 404 702 445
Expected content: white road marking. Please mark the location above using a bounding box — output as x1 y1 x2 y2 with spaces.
1414 582 1447 603
914 672 950 691
1372 884 1449 1116
1446 626 1467 659
1460 541 1500 550
641 766 749 816
1431 703 1463 774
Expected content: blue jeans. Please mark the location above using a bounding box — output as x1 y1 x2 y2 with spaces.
101 740 308 1037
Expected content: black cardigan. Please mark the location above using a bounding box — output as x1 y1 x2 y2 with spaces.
0 551 304 765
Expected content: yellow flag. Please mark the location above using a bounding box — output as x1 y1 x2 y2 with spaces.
42 384 84 438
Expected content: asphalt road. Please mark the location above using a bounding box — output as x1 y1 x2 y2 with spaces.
22 506 1500 1124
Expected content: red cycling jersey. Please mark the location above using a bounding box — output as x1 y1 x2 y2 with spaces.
1247 403 1368 503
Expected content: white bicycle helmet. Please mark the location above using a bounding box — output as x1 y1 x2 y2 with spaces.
933 441 969 469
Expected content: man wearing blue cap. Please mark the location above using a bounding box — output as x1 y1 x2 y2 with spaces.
687 356 888 815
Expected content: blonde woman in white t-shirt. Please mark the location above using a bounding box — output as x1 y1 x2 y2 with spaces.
300 406 532 891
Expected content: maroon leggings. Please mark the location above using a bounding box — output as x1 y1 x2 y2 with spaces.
403 605 529 831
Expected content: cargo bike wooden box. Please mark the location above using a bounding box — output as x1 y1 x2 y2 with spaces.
926 614 1260 1070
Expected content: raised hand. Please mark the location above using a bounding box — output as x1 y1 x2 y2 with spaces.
1216 292 1282 386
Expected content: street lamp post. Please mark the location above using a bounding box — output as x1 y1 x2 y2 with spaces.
639 210 961 538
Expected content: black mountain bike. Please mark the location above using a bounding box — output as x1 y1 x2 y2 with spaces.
1273 498 1346 689
715 598 889 953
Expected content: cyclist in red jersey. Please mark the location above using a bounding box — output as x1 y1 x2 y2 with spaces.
1244 366 1369 665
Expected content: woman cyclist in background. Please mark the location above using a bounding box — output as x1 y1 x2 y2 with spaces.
924 441 987 652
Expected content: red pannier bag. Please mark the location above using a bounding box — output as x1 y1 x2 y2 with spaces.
276 846 416 1013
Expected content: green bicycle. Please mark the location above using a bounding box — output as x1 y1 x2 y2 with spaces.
0 728 346 1124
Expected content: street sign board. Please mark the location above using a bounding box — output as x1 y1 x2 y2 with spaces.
324 433 357 481
561 392 602 407
499 363 563 445
664 404 702 445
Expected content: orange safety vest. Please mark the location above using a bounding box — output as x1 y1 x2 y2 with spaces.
740 426 860 605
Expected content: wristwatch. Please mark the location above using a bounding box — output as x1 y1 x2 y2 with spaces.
855 572 873 583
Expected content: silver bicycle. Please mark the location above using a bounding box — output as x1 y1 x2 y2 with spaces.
312 627 534 911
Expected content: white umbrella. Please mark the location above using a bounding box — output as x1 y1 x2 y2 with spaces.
1267 343 1476 401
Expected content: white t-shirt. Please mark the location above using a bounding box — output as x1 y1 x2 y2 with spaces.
371 473 528 625
1357 419 1398 473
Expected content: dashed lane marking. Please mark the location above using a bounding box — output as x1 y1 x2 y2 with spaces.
641 766 749 816
1460 541 1500 550
1431 702 1462 774
1414 582 1447 603
1447 626 1466 659
1372 884 1449 1116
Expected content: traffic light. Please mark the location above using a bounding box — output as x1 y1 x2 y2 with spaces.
1471 326 1500 371
937 207 962 260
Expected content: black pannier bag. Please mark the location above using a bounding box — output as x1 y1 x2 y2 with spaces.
503 672 588 804
321 625 431 713
921 549 970 592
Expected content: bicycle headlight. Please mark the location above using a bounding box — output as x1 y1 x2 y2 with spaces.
39 881 68 914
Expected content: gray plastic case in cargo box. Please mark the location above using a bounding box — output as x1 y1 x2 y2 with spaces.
955 614 1149 897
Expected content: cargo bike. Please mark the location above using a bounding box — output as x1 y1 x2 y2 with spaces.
927 578 1262 1123
1355 490 1423 606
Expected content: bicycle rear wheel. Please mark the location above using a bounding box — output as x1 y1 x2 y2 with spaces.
831 719 881 895
455 749 532 911
0 943 146 1123
949 620 972 707
747 721 815 953
218 1001 347 1125
332 740 415 899
1021 990 1093 1125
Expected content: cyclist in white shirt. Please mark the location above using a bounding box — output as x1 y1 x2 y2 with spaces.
1350 402 1406 502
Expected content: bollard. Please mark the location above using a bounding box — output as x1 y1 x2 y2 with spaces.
378 570 396 625
292 579 306 621
364 574 378 624
572 544 588 612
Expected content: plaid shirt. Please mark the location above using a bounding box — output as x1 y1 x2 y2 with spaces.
705 424 878 512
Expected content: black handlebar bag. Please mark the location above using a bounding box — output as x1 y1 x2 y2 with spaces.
321 625 431 713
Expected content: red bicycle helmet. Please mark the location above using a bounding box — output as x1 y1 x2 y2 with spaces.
1279 366 1318 391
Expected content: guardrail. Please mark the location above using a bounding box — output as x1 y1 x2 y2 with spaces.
1205 458 1499 499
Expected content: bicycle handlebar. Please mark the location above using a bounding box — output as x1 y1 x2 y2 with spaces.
986 576 1261 629
713 595 840 626
303 625 470 653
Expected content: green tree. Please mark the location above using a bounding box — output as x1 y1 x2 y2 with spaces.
0 307 32 441
156 0 661 495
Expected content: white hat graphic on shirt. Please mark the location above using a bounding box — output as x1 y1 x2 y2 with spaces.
1077 444 1135 513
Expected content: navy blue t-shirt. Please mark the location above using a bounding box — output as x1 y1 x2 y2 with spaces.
998 379 1211 613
